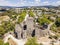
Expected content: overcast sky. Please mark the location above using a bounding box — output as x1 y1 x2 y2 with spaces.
0 0 60 6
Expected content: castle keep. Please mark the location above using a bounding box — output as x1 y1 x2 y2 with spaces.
15 14 49 39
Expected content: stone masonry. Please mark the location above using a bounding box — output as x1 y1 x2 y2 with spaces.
15 15 50 39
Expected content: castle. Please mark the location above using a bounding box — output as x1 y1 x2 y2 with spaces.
15 14 50 39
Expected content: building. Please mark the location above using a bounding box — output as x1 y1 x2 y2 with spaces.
15 14 50 39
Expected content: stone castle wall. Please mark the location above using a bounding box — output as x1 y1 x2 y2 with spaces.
15 16 49 39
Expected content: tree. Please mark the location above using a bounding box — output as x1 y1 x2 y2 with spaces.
50 24 57 32
17 10 26 23
42 9 45 15
55 18 60 27
51 41 54 45
0 39 4 45
37 17 51 25
2 21 15 32
40 43 43 45
0 26 5 36
2 10 17 20
0 21 15 38
29 10 34 17
4 42 9 45
25 37 39 45
0 39 9 45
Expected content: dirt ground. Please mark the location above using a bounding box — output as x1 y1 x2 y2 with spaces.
8 38 17 45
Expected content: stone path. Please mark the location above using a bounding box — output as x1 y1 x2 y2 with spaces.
4 34 27 45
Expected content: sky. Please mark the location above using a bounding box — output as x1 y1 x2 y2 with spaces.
0 0 60 6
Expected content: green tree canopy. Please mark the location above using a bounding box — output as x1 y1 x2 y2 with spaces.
0 39 9 45
37 17 51 25
0 39 4 45
55 18 60 27
4 42 9 45
18 10 26 23
29 10 35 17
1 21 15 31
0 26 5 36
25 37 39 45
0 21 15 37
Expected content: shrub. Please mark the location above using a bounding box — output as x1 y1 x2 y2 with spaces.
29 10 34 17
0 39 4 45
55 18 60 27
40 43 43 45
4 42 9 45
50 24 57 32
18 11 26 23
37 17 51 25
25 37 39 45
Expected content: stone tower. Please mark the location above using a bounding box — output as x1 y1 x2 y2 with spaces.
15 14 50 39
15 15 35 39
15 24 22 39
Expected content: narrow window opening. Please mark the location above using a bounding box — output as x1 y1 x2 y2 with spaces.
14 32 18 38
23 25 27 30
31 29 35 37
21 33 23 38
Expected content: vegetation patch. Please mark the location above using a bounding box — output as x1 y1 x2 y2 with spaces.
25 37 39 45
37 16 51 25
17 11 27 23
0 21 15 37
29 10 35 17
